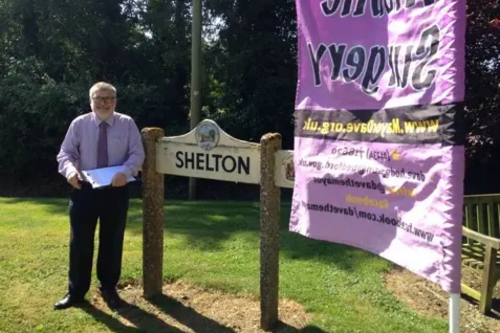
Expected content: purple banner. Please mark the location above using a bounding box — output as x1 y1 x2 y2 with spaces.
290 0 465 293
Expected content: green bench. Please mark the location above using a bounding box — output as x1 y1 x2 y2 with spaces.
462 194 500 314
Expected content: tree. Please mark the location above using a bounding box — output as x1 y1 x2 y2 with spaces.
463 0 500 192
204 0 297 148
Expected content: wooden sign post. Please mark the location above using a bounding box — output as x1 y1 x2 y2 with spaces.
141 119 295 330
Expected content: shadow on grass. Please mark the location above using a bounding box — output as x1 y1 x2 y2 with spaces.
147 293 237 332
128 200 378 272
78 295 328 333
79 294 327 333
1 197 380 272
491 299 500 319
460 294 500 320
80 300 185 333
274 324 330 333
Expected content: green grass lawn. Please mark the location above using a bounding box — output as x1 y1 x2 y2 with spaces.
0 197 449 333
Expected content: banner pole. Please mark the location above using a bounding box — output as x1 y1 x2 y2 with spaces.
449 293 460 333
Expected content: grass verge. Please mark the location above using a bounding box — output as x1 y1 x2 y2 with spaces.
0 197 449 333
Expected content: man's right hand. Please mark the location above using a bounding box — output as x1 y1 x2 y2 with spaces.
68 172 83 189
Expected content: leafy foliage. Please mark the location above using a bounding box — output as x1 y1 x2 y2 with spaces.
463 0 500 192
0 0 499 195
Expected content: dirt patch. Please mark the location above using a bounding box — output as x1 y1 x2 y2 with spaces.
81 269 500 333
384 265 500 333
83 280 310 333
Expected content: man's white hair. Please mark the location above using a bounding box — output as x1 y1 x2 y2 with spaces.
89 82 117 99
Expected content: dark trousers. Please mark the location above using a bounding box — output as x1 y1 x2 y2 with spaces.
67 182 129 297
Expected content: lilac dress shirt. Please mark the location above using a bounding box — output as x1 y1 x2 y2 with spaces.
57 111 145 181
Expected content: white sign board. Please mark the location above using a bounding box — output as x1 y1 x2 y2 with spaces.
274 150 294 189
156 119 261 184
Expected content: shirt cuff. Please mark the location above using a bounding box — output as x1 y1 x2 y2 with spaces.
118 165 133 178
66 167 78 181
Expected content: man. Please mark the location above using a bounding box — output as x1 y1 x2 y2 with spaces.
55 82 145 311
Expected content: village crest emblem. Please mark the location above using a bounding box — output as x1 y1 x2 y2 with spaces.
195 120 220 151
282 153 294 182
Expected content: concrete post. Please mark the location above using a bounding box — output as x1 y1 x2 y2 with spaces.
259 133 282 330
141 127 165 298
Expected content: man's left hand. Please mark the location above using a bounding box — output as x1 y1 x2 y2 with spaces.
112 172 127 187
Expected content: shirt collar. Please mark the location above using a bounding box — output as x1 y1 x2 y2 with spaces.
92 111 115 127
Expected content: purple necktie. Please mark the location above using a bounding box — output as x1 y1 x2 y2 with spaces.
97 122 108 168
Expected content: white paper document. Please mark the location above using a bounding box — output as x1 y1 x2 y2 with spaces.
81 165 136 189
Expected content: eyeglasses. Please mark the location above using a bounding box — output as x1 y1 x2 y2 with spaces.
92 96 116 102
